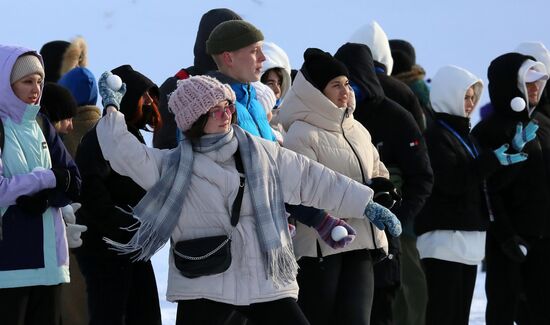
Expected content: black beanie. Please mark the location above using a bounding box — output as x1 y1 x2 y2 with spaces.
301 48 349 91
206 20 264 55
39 41 70 83
389 39 416 75
40 82 78 122
111 65 159 118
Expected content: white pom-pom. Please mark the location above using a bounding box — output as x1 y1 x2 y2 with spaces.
331 225 348 241
510 97 526 112
106 74 123 91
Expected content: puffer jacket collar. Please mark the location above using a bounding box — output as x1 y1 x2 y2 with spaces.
278 71 355 132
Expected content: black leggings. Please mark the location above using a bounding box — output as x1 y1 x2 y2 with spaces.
0 284 62 325
297 249 374 325
176 297 310 325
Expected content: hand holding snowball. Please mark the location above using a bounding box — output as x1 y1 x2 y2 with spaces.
314 214 357 249
98 71 127 110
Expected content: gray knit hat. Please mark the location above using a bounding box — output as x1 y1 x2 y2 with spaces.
10 54 45 84
206 20 264 55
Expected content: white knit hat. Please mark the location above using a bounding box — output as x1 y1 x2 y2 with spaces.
168 75 236 131
253 81 276 114
10 54 44 84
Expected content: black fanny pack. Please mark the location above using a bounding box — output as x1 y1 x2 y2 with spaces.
173 150 245 278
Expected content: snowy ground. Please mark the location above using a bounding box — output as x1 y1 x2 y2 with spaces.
152 245 487 325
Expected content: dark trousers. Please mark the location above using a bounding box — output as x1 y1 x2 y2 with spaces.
370 284 399 325
76 253 161 325
0 284 62 325
485 232 550 325
422 258 477 325
297 249 374 325
392 235 427 325
176 297 310 325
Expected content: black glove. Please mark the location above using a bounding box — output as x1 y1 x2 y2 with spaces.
501 235 529 263
51 168 75 193
367 177 402 209
16 190 50 215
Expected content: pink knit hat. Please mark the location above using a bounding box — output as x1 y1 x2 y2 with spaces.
168 75 236 131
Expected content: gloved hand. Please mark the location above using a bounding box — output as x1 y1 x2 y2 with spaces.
16 190 50 215
364 201 402 237
493 144 528 166
367 177 402 209
66 223 87 248
62 203 87 248
512 120 538 152
501 235 529 263
98 71 127 110
288 224 296 238
314 214 357 249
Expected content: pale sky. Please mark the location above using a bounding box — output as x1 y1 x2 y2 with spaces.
4 0 550 111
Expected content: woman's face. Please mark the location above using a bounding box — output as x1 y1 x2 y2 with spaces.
464 86 476 117
203 100 235 134
323 76 351 108
264 70 282 99
12 73 42 104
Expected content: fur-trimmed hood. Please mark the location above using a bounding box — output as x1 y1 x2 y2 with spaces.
60 37 88 78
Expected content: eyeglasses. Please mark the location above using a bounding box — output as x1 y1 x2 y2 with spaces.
210 102 236 120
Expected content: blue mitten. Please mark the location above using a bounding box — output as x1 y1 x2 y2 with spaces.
493 144 528 166
364 201 402 237
512 120 538 152
314 214 357 249
98 71 127 109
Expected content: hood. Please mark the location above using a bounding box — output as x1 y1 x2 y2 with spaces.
58 67 98 106
430 65 483 118
334 42 385 106
261 41 292 99
278 71 355 132
488 52 546 118
349 21 394 75
0 45 44 124
515 42 550 112
59 37 88 78
193 8 242 75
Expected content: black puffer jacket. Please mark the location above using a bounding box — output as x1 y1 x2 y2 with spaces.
335 43 433 236
472 52 550 240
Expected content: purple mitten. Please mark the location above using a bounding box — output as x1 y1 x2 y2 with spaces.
315 214 357 249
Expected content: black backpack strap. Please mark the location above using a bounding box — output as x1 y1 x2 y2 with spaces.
230 148 245 227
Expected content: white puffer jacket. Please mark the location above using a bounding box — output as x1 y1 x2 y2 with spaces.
97 110 374 305
279 72 389 258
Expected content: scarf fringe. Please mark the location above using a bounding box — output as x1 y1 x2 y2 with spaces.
267 244 299 288
103 219 168 261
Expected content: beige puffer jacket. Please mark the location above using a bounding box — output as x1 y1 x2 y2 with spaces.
96 110 374 305
278 72 389 258
62 105 101 158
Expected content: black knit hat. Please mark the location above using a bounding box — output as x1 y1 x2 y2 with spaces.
40 82 78 122
301 48 349 91
206 20 264 55
389 39 416 75
39 41 70 83
111 65 159 118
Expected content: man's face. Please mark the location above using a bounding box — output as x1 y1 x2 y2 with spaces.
526 81 541 107
228 41 266 83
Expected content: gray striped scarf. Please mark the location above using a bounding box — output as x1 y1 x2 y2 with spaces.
106 126 298 287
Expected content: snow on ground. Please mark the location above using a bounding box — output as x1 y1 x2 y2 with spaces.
152 245 487 325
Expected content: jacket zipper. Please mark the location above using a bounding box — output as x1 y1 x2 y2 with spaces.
340 108 379 250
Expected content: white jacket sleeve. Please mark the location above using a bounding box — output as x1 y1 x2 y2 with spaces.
96 110 166 190
276 145 373 219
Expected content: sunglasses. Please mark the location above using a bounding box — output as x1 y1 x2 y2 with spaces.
210 102 236 120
